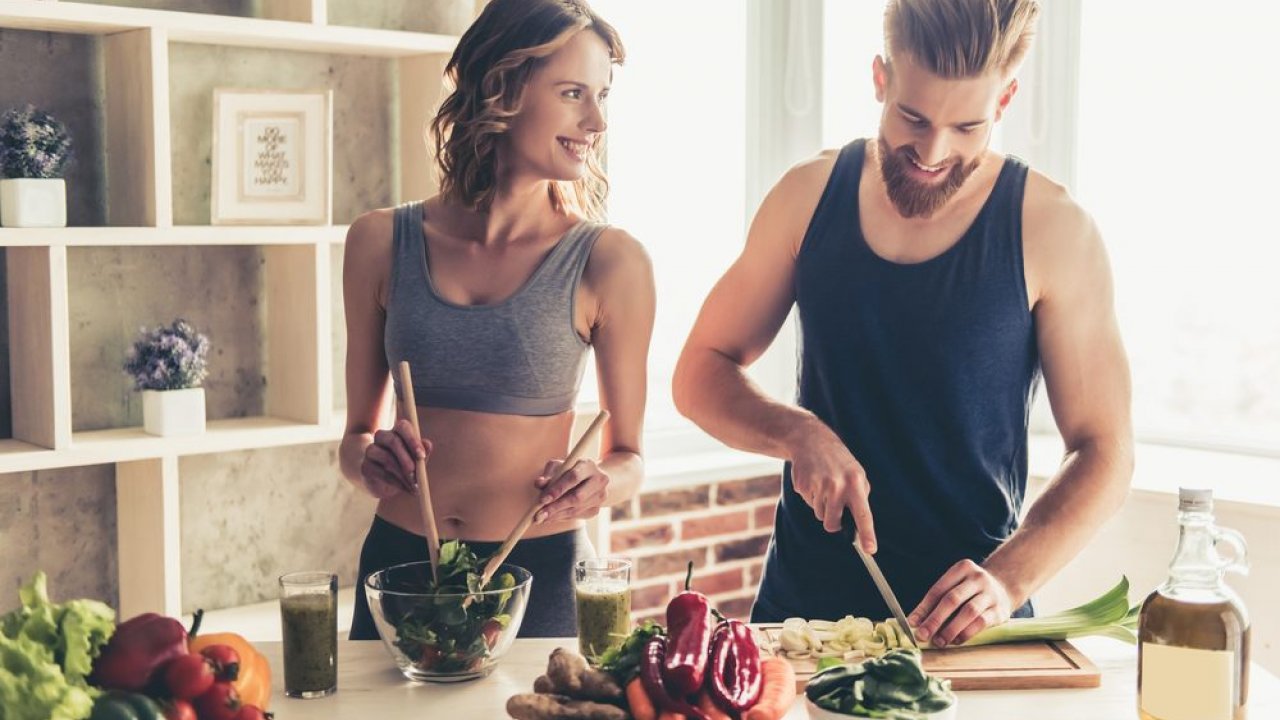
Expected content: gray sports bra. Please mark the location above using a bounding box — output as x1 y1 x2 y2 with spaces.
383 201 604 416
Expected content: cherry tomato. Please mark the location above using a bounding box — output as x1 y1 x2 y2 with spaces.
194 682 242 720
199 644 242 682
163 699 197 720
481 619 503 649
163 654 215 700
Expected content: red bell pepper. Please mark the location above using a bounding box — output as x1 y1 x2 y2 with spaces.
92 609 203 692
707 619 763 713
662 562 712 696
641 636 710 720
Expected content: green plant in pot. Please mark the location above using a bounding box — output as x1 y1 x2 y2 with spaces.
0 104 72 228
123 319 211 437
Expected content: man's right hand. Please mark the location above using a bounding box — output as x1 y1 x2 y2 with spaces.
787 421 877 554
360 418 431 499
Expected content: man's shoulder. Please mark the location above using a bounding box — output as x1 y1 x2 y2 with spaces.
1020 167 1105 300
1022 168 1093 238
759 147 847 246
779 147 844 195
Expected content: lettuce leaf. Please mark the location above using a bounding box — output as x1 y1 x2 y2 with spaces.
0 572 116 720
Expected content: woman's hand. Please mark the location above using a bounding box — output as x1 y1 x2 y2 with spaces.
360 418 432 499
533 458 610 523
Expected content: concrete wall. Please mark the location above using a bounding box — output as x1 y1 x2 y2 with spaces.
0 1 470 614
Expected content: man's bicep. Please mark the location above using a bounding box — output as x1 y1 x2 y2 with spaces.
1034 219 1132 448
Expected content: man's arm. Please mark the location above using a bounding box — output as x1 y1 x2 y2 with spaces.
911 178 1135 646
673 151 879 552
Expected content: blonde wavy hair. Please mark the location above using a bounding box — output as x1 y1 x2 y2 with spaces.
884 0 1040 79
429 0 624 221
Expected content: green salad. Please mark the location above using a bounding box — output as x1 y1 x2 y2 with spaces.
806 649 956 719
389 540 517 674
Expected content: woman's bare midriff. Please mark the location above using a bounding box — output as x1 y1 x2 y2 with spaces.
375 404 585 542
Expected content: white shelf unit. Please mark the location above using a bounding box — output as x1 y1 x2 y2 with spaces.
0 0 460 619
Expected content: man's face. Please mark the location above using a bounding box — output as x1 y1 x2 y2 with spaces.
872 53 1016 219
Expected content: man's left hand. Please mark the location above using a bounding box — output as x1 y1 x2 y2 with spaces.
908 560 1014 647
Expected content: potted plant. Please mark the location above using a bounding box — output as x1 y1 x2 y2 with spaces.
123 319 211 437
0 104 73 228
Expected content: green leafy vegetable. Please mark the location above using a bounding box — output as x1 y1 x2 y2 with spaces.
964 576 1138 647
390 540 516 674
0 571 116 720
806 649 955 719
598 620 666 684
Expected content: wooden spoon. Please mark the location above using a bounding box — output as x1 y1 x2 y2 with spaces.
469 409 610 601
395 361 441 583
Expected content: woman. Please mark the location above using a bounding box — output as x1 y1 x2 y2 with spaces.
340 0 654 639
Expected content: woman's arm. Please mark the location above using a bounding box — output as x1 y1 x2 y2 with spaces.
339 209 425 499
535 227 656 523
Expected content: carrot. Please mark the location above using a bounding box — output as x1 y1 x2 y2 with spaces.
628 677 659 720
657 714 686 720
742 657 797 720
695 691 734 720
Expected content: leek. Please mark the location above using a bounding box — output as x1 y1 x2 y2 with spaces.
963 576 1140 647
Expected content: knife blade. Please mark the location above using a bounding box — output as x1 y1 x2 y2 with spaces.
852 540 919 648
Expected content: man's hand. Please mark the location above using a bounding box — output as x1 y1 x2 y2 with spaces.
909 559 1014 647
788 423 877 553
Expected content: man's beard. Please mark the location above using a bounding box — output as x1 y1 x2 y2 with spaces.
877 136 982 219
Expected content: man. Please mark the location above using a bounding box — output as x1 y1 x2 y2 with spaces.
672 0 1133 647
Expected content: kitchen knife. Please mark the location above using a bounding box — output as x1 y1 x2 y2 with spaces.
852 539 919 649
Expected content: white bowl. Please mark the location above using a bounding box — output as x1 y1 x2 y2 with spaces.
805 697 958 720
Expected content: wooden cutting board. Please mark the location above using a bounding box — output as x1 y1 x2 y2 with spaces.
754 625 1101 691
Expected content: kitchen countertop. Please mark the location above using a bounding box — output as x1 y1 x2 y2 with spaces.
261 636 1280 719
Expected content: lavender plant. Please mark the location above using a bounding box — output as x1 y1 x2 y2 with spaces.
0 105 72 179
123 319 211 391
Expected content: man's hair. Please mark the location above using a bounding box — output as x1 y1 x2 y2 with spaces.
884 0 1040 79
429 0 624 220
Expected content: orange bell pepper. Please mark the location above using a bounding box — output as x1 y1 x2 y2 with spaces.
189 631 272 709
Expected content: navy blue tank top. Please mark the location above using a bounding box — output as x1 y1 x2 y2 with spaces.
754 139 1041 622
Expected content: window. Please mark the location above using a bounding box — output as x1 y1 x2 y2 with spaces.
589 2 749 435
1076 3 1280 452
821 1 886 148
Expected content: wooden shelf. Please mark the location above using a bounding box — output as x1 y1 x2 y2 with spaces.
0 1 458 57
0 0 455 619
0 225 350 247
0 416 345 474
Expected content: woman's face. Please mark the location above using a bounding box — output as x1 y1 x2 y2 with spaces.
504 29 613 184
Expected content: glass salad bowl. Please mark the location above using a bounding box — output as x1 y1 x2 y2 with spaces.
364 560 532 682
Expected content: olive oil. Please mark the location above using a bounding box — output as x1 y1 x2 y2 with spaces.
1138 488 1250 720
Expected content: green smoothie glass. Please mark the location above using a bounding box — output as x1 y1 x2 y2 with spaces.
574 558 632 664
279 571 338 698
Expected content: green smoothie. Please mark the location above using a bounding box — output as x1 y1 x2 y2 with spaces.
575 580 631 662
281 593 337 697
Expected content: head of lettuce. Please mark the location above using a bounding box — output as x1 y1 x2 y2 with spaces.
1 571 116 720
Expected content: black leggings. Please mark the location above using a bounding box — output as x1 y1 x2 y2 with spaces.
349 515 594 640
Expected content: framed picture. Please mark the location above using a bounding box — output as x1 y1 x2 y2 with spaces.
211 89 332 225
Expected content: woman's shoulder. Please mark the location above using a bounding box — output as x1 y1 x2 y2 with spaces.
584 224 651 276
342 207 400 285
345 206 398 247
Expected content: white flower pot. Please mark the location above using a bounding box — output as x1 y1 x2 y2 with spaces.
142 387 206 437
0 178 67 228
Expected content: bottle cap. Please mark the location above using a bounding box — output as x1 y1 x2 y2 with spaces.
1178 487 1213 512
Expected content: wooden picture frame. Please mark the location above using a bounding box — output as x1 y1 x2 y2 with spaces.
211 88 332 225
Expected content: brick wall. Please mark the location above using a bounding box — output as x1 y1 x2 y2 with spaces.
610 474 780 625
